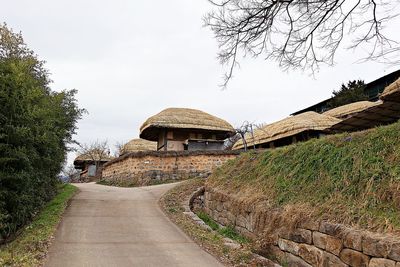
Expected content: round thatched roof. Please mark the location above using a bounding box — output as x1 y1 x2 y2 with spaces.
381 77 400 102
121 138 157 154
140 108 235 141
233 111 341 149
323 101 382 119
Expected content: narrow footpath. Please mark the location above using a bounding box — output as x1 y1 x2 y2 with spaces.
45 182 222 267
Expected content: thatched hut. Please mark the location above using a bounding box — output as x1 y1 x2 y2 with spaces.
233 112 341 150
381 77 400 102
329 78 400 131
73 149 113 181
323 101 382 119
120 138 157 155
140 108 235 151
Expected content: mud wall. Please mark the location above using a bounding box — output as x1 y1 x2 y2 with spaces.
101 150 240 186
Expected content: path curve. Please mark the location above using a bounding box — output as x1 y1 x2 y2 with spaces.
45 182 222 267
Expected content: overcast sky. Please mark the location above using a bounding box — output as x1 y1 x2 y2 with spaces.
2 0 399 165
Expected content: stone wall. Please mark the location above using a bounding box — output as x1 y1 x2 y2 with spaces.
101 150 240 186
200 186 400 267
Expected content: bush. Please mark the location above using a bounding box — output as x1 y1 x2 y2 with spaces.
0 24 84 240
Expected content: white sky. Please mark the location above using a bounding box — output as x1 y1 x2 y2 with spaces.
1 0 399 166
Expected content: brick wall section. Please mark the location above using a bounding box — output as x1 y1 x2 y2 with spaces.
101 150 240 186
201 186 400 267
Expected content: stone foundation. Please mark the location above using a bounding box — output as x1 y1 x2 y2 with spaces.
101 150 240 186
198 186 400 267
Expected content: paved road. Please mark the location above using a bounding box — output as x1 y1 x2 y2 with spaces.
45 182 222 267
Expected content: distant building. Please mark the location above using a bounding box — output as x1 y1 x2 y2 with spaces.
73 150 113 181
139 108 235 151
292 69 400 115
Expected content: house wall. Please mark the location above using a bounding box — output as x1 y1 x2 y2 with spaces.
156 128 227 151
196 186 400 267
187 141 225 151
101 150 240 186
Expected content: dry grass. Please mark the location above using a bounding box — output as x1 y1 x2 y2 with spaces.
210 121 400 234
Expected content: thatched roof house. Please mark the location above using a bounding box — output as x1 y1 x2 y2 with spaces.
381 77 400 102
121 138 157 155
73 149 113 168
234 112 341 150
140 108 235 151
330 78 400 131
323 101 382 119
73 149 113 181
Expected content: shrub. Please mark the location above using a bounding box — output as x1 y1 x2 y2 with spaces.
0 24 84 240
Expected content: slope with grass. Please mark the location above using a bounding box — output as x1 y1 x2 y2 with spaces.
0 184 77 267
207 121 400 233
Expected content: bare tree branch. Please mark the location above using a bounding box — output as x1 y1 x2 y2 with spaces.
205 0 400 87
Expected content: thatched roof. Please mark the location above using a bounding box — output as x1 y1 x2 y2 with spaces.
140 108 235 141
323 101 382 119
121 138 157 154
329 78 400 132
234 112 341 149
74 149 113 164
381 77 400 102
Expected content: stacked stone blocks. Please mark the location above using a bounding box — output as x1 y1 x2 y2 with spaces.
202 187 400 267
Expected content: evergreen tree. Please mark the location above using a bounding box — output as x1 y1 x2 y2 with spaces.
0 23 84 240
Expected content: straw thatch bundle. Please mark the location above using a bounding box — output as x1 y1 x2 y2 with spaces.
323 101 382 119
121 138 157 154
234 112 341 149
140 108 235 141
380 77 400 102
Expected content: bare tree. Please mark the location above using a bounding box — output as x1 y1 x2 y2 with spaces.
114 141 126 157
77 140 110 178
224 121 256 150
62 164 80 182
205 0 400 87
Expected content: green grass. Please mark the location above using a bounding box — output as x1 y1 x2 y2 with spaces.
197 211 249 243
218 226 249 244
208 121 400 232
197 211 220 231
0 184 77 267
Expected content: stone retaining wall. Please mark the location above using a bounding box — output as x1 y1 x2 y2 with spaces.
199 186 400 267
101 150 240 186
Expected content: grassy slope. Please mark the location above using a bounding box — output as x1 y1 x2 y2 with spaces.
208 121 400 233
0 184 77 266
159 179 256 266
